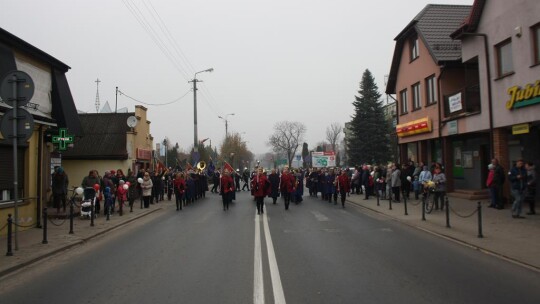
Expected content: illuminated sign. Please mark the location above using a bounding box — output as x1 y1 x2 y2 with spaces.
512 124 530 135
506 80 540 110
396 117 432 137
52 128 74 150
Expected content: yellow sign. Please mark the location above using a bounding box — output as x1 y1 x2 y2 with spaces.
506 80 540 110
512 124 530 135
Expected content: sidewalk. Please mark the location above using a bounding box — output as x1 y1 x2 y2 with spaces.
0 202 167 278
346 193 540 271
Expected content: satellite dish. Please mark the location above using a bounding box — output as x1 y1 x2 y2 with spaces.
127 116 138 128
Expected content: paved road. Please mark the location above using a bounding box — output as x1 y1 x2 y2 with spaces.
2 192 539 304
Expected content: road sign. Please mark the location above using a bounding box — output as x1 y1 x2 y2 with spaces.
0 108 34 145
0 70 35 107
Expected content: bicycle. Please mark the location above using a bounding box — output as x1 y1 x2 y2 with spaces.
422 181 436 214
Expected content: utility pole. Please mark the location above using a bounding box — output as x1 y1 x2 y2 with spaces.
115 86 118 113
189 68 214 154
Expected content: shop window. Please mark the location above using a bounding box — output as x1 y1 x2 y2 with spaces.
400 89 408 114
425 75 437 105
410 37 419 61
496 39 514 77
412 82 421 110
533 24 540 65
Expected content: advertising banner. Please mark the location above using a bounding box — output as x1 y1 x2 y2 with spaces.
312 151 336 168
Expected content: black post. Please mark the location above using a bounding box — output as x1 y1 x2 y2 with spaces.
90 200 95 227
106 203 110 221
6 214 13 256
69 199 74 234
477 202 483 238
445 196 451 228
422 198 426 221
376 192 380 206
403 193 408 215
42 208 48 244
389 193 392 210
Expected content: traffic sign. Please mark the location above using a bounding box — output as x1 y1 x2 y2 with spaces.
0 108 35 145
0 70 35 107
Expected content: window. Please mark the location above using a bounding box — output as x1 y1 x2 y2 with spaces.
533 24 540 65
496 39 514 77
410 37 419 61
412 82 421 110
400 89 408 114
425 75 437 105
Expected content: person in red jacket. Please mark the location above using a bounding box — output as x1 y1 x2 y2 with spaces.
280 166 296 210
116 180 128 216
337 169 351 208
252 167 270 214
174 173 186 211
220 169 234 211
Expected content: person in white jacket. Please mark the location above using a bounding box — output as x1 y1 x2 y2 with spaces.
141 172 153 208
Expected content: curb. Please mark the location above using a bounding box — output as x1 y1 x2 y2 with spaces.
346 198 540 274
0 207 163 279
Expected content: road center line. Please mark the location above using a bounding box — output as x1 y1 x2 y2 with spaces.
254 213 265 304
263 211 287 304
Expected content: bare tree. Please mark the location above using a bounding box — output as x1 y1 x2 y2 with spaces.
268 121 306 167
326 122 343 152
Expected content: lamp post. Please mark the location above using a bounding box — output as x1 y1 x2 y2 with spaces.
218 113 235 137
163 138 168 168
190 68 214 153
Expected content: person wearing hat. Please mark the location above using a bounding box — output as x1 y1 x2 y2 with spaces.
52 167 69 213
280 166 296 210
252 167 270 214
220 169 234 211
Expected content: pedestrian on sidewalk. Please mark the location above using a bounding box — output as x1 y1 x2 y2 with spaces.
509 159 527 218
391 164 401 202
491 158 506 209
525 161 537 215
126 170 138 212
412 176 420 200
116 180 127 215
432 165 446 210
486 164 497 208
141 172 153 208
52 166 69 213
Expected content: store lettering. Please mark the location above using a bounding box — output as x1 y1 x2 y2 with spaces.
506 80 540 110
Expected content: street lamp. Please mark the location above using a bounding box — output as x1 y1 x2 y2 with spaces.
218 113 235 137
190 68 214 153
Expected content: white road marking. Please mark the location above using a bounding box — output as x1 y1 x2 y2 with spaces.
263 212 287 304
254 213 265 304
311 210 329 222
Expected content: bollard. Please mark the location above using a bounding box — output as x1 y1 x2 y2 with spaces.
421 199 426 221
69 200 74 234
106 203 110 221
376 193 380 206
90 200 95 227
6 214 13 256
42 208 48 244
404 194 408 215
389 194 392 210
119 200 123 216
445 196 451 228
477 202 483 238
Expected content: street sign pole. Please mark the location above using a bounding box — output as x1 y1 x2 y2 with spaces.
11 75 19 250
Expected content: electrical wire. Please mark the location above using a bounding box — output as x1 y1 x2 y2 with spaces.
118 89 191 106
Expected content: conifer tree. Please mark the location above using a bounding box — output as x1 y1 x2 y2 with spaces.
347 69 390 166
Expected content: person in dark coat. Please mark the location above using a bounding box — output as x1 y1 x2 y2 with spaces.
52 167 69 213
268 169 280 204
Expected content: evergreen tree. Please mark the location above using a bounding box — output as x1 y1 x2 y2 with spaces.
347 69 390 166
301 142 309 168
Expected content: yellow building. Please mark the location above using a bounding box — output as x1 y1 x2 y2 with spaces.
0 27 82 235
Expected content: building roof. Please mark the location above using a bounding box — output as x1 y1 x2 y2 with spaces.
386 4 472 94
62 113 133 160
450 0 487 39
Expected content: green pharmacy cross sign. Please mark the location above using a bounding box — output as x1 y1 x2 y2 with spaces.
52 128 74 151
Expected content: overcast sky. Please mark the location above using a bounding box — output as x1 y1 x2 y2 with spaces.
1 0 472 156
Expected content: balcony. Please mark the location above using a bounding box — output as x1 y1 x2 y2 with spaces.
443 84 481 120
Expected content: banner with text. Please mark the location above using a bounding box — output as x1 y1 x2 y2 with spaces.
312 151 336 168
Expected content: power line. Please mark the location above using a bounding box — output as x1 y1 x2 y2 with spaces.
118 89 191 106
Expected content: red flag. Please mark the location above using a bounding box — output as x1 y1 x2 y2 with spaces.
223 162 234 173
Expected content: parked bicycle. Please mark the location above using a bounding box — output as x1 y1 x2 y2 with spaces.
422 181 436 214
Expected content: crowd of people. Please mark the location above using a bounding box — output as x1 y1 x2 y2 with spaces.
50 157 536 220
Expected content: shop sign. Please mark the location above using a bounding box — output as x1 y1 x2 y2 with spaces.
448 92 463 113
448 120 458 135
396 117 432 137
512 123 530 135
137 148 152 160
52 128 74 151
506 80 540 110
